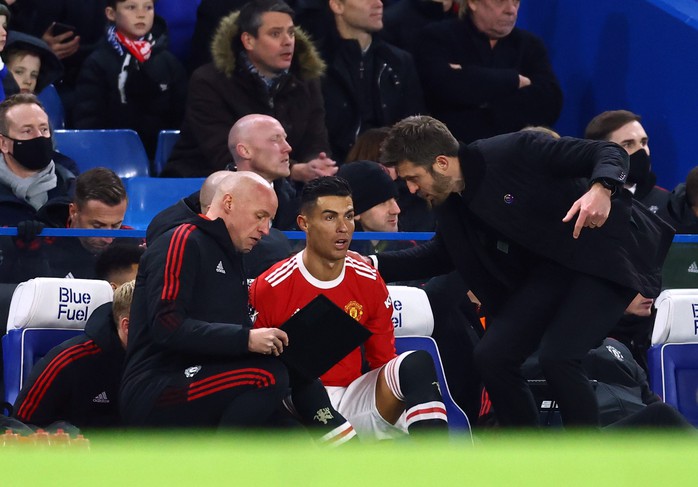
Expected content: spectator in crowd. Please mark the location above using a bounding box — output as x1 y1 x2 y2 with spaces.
228 113 300 230
250 177 448 441
414 0 563 143
13 279 135 429
0 93 75 227
9 1 109 125
316 0 425 163
381 0 456 55
0 167 131 282
72 0 187 159
94 243 144 289
371 115 673 428
188 0 249 73
657 165 698 234
162 0 337 184
346 127 435 231
585 109 669 214
2 31 63 97
121 172 293 429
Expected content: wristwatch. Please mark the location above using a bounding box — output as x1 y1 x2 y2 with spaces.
592 178 617 195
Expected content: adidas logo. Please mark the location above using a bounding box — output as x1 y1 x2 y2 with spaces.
689 262 698 274
92 391 109 404
216 261 226 274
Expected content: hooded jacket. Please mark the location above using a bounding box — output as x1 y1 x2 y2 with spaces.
2 30 64 95
72 16 187 158
162 11 329 177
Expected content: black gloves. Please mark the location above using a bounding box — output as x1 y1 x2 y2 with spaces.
16 220 45 242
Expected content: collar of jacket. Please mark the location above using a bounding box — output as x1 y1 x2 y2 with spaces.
85 302 126 356
456 142 486 205
210 10 325 80
187 213 245 261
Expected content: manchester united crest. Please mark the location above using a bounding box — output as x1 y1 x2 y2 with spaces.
344 300 364 321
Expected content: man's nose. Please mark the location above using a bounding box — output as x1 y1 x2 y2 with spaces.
406 181 419 194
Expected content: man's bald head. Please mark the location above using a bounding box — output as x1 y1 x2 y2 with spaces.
200 170 233 213
207 171 278 252
227 114 292 182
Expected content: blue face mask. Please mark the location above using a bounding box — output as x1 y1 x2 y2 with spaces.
3 134 53 171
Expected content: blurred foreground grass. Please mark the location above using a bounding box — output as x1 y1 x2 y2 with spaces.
0 429 696 486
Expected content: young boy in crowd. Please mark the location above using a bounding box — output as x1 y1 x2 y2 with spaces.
73 0 187 158
3 31 64 95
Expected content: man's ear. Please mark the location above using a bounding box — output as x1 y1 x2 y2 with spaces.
223 193 234 212
297 213 308 231
120 317 129 336
241 32 255 51
68 202 78 220
0 135 11 155
236 142 251 159
328 0 344 15
433 155 450 175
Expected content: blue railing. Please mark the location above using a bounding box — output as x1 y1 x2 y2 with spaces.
0 228 696 243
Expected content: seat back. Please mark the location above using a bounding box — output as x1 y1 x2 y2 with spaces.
2 278 113 407
387 285 434 337
53 129 150 178
122 177 205 230
395 336 472 438
37 84 65 130
153 130 180 176
647 289 698 426
155 0 201 63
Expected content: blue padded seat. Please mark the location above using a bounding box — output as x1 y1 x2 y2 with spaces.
153 130 180 176
123 176 205 230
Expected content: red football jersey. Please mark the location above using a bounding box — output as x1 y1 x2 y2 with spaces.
249 250 396 387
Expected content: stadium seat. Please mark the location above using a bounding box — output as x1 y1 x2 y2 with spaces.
53 129 150 178
37 84 65 130
2 278 113 409
394 336 472 437
123 176 205 230
388 285 435 337
647 289 698 426
155 0 202 64
153 130 180 176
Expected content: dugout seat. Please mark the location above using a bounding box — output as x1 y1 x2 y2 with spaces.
647 289 698 426
122 177 205 230
387 286 471 436
2 278 113 409
153 130 180 176
53 129 150 178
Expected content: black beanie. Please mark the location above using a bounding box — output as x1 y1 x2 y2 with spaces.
337 160 397 215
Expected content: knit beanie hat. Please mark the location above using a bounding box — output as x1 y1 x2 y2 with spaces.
337 160 397 215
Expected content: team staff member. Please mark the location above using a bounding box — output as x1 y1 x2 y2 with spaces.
120 172 291 428
373 116 674 428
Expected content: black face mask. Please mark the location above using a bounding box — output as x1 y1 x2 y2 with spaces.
627 149 651 185
4 134 54 171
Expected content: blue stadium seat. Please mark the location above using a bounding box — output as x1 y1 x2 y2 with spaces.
395 336 472 436
37 84 65 130
2 278 113 409
123 177 205 230
53 129 150 178
155 0 202 64
647 289 698 426
153 130 180 176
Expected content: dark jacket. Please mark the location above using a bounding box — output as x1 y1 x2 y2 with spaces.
320 33 425 162
657 182 698 234
381 0 456 55
187 0 248 73
145 191 292 279
2 30 64 96
414 16 563 143
377 132 675 314
0 160 76 227
121 216 254 415
162 11 329 177
632 171 670 215
73 17 187 158
13 303 125 428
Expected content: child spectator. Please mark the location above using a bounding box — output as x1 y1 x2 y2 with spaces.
73 0 187 158
2 31 64 96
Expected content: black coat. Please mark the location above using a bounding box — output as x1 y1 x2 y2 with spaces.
321 35 425 162
656 182 698 234
381 0 455 55
414 16 563 143
377 132 675 315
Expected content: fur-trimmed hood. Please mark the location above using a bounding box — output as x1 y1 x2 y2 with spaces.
210 11 325 80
